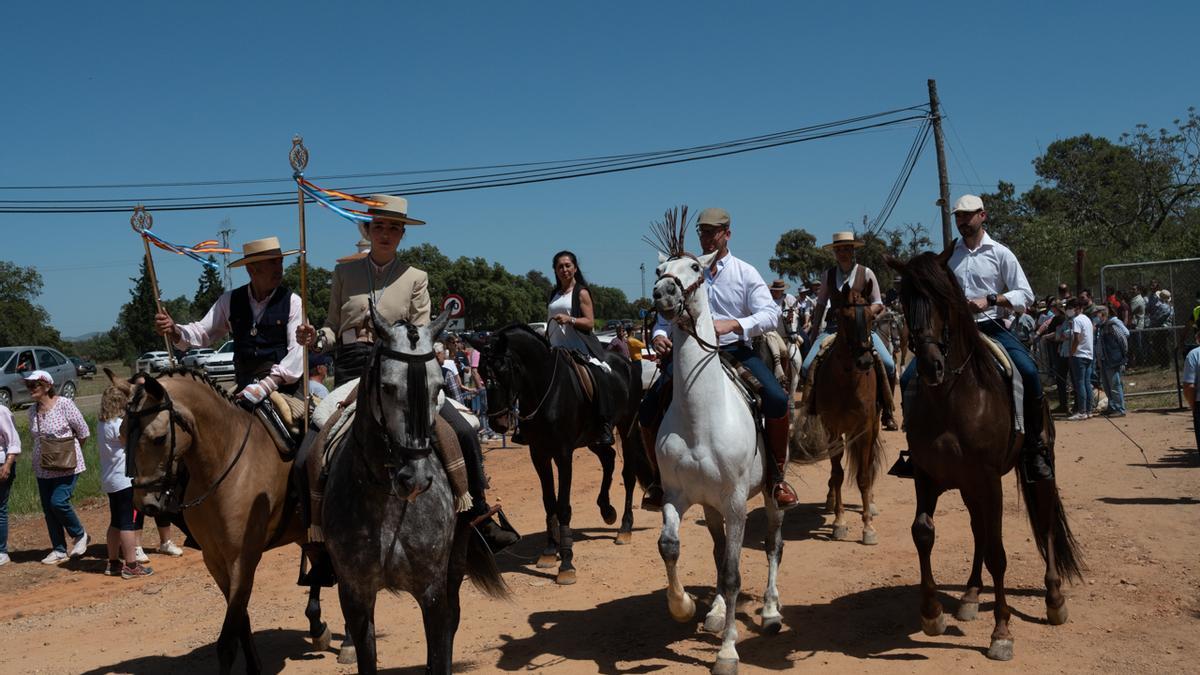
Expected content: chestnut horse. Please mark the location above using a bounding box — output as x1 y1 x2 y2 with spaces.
808 281 886 545
888 250 1082 661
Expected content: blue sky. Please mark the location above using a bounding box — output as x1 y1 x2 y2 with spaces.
3 2 1197 337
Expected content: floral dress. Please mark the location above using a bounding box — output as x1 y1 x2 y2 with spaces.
29 397 89 480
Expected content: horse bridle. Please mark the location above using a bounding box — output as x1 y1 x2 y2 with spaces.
903 291 975 386
125 389 254 511
481 341 562 423
658 255 722 352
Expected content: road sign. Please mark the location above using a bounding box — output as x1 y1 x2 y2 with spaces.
442 294 466 318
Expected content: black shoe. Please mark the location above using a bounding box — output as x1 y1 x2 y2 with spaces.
510 428 526 445
888 450 915 479
1021 441 1055 484
596 423 615 446
882 414 899 432
477 517 520 553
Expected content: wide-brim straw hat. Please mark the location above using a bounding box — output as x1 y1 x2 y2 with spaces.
823 231 865 250
228 236 299 268
358 194 426 238
769 279 789 292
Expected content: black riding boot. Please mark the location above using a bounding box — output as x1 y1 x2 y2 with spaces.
442 402 520 553
1021 438 1055 483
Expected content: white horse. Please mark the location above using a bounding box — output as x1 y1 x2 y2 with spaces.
651 251 786 675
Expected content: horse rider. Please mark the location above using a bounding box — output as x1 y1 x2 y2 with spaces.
769 279 801 340
295 195 518 553
801 231 899 431
897 194 1053 483
155 236 304 403
639 207 798 511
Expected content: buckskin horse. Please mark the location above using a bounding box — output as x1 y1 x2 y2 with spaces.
888 250 1082 661
808 280 886 545
474 323 652 585
649 213 787 675
116 368 334 675
322 310 508 674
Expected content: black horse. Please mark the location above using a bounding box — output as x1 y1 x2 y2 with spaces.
474 324 652 585
323 309 508 673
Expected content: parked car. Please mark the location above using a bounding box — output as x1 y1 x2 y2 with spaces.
70 356 97 379
0 346 80 409
135 351 174 374
204 341 236 380
181 347 216 369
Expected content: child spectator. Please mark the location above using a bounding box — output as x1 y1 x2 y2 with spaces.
98 385 153 579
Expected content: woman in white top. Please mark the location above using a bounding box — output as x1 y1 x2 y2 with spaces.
546 250 614 445
0 404 21 566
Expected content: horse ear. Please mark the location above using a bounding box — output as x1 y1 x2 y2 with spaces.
697 251 718 269
885 254 906 275
429 306 453 341
105 368 133 396
142 374 165 401
937 239 956 265
657 252 668 264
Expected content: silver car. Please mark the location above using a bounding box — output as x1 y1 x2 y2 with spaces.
0 346 80 409
135 351 174 374
181 348 215 369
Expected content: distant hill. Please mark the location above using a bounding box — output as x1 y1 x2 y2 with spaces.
63 331 106 343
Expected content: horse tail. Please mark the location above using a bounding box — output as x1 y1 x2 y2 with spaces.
1016 452 1085 583
844 427 886 489
463 529 511 599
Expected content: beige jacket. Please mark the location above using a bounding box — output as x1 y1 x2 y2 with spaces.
318 257 431 349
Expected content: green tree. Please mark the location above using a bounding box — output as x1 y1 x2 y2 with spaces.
525 269 553 299
192 257 225 314
587 284 631 322
115 258 166 363
769 228 833 282
162 295 193 325
0 260 63 348
397 243 453 302
442 256 542 328
283 260 333 330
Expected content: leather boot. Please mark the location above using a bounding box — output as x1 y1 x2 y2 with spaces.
1021 437 1055 484
764 416 799 510
640 423 664 511
596 422 615 447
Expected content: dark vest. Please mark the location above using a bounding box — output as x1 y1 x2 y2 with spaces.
549 283 605 359
229 284 298 394
821 265 866 334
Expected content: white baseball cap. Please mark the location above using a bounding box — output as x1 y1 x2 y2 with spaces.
951 194 985 213
23 370 54 385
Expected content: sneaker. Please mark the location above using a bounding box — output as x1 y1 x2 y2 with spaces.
104 559 123 576
41 550 68 565
0 552 10 566
1066 413 1089 421
157 540 184 557
121 563 154 579
69 532 90 559
134 546 151 563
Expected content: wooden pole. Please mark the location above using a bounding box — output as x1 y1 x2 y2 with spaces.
927 79 953 249
131 206 177 367
290 136 311 427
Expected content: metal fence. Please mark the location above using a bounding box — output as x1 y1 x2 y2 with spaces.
1099 257 1200 409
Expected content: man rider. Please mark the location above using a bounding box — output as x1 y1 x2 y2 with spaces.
639 208 798 511
896 194 1053 482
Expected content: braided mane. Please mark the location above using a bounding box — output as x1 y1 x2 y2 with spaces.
154 366 241 405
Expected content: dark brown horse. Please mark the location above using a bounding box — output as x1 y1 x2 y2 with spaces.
808 281 886 545
888 250 1083 661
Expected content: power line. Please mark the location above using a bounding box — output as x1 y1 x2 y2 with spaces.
867 116 932 236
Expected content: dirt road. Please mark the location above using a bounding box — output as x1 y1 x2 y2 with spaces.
2 408 1197 674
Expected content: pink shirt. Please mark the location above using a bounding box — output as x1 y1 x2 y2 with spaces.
29 397 89 479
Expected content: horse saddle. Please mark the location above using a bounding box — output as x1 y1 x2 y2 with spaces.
254 391 307 460
982 334 1024 434
717 351 762 418
563 348 611 403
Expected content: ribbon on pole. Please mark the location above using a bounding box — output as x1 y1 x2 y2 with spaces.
141 231 231 269
290 135 311 427
129 205 178 368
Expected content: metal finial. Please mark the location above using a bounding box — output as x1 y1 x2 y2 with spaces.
130 204 153 233
290 135 309 174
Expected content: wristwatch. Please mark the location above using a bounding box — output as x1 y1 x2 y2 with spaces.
986 293 998 307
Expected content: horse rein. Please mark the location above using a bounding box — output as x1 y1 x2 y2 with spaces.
903 294 976 388
484 344 562 423
658 256 723 353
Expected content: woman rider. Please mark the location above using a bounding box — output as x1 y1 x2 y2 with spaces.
296 195 517 552
546 250 616 446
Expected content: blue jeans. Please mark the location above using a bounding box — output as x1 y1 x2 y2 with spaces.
1070 357 1095 415
471 389 492 434
801 331 896 379
639 342 788 424
37 474 85 553
0 464 14 554
1100 364 1126 414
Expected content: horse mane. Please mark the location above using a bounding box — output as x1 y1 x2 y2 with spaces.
642 205 692 258
899 252 994 383
497 322 552 350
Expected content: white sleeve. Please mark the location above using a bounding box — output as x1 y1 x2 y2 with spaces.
267 293 305 386
736 265 781 338
998 248 1035 311
651 312 670 341
176 292 233 350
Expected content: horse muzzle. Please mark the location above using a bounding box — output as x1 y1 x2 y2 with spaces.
652 280 682 317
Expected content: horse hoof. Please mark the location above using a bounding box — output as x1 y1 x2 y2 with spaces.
987 638 1014 661
600 504 618 525
311 624 331 651
1047 603 1069 625
712 657 739 675
869 502 879 516
956 601 979 622
337 645 357 665
556 568 577 585
703 612 726 634
861 530 878 546
669 592 697 623
921 613 946 636
762 614 783 635
536 553 558 569
614 530 632 545
833 525 851 541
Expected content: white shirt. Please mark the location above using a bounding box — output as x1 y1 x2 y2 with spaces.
546 289 590 352
948 232 1035 323
653 253 780 347
98 418 132 494
0 405 20 467
175 285 305 385
812 264 883 334
774 293 800 335
1070 313 1094 360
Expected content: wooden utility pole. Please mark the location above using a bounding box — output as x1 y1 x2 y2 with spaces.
928 79 952 248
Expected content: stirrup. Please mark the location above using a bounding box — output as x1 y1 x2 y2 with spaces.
772 481 799 510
